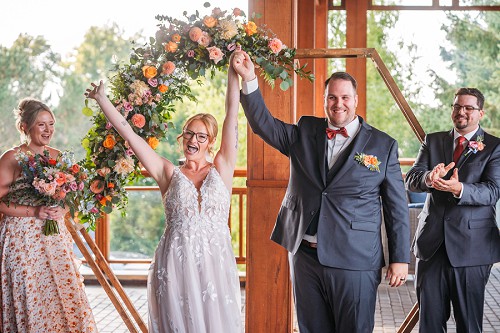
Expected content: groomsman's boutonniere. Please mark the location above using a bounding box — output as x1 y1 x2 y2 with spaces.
466 135 486 156
354 152 381 172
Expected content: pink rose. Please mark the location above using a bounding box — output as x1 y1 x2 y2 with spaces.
197 32 212 47
268 38 284 55
207 46 224 64
187 50 195 58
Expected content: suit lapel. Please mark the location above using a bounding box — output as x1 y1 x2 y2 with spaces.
444 130 454 165
317 120 328 186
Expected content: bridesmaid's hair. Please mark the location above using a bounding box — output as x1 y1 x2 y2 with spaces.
14 98 55 143
324 72 358 93
177 113 218 156
454 87 485 110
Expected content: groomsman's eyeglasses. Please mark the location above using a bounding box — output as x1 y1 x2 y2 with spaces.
451 104 481 113
183 130 209 143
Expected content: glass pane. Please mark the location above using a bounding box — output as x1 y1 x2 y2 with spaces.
440 0 453 5
328 10 347 71
460 0 500 5
109 190 164 259
372 0 433 5
331 0 343 6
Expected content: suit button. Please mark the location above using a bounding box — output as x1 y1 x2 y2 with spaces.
310 211 315 216
323 192 327 196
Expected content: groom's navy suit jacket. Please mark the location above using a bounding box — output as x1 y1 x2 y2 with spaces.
405 128 500 266
241 89 410 270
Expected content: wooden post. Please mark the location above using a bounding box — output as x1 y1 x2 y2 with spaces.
65 217 148 333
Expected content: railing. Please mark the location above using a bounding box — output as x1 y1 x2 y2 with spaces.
88 159 415 269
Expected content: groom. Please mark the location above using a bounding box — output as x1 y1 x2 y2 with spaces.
231 51 410 332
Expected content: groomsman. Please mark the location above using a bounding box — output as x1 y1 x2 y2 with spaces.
405 87 500 332
231 50 410 333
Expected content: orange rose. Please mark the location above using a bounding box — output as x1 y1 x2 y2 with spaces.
162 61 176 75
147 137 160 150
90 180 105 194
56 172 67 185
244 21 258 36
99 195 112 206
131 114 146 128
71 164 80 173
164 41 178 53
171 33 181 43
158 84 168 93
142 65 157 79
107 182 115 189
103 135 116 149
189 27 203 42
203 15 218 28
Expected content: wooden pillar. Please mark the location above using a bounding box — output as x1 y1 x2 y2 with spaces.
346 0 368 118
245 0 328 332
245 0 294 332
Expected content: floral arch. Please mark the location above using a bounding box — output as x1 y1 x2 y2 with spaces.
79 4 314 228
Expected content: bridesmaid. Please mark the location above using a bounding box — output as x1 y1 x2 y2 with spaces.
0 98 97 332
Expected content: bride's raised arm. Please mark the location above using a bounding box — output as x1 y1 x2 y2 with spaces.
85 81 174 192
214 61 240 191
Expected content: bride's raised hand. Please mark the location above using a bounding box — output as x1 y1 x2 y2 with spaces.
84 80 106 101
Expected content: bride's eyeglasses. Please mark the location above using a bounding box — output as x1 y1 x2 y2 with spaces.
182 130 209 143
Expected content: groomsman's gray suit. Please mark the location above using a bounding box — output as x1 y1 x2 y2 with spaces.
406 127 500 332
241 88 410 333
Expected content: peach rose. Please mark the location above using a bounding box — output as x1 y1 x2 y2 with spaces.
164 41 178 53
97 167 111 177
244 21 258 36
90 180 105 194
268 38 284 54
55 172 67 186
171 33 181 43
162 61 176 75
207 46 224 64
203 15 218 28
189 27 203 42
147 137 160 150
131 114 146 128
103 135 116 149
158 84 169 93
142 65 157 79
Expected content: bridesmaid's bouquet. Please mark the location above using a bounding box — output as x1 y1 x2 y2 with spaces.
2 149 91 235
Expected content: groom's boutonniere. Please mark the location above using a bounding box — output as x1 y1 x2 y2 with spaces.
354 152 381 172
466 135 486 156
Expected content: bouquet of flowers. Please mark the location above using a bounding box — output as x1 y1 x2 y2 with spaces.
2 150 96 235
80 3 315 226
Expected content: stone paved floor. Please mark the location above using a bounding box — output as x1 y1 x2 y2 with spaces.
86 263 500 332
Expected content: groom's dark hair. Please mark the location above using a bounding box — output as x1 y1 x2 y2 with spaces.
455 87 485 109
324 72 358 93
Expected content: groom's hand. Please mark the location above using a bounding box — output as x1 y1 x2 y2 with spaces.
231 50 256 82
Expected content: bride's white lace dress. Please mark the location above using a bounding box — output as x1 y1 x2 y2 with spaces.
148 166 242 333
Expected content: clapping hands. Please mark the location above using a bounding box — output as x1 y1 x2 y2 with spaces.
427 162 462 196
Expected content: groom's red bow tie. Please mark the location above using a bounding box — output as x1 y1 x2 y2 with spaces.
326 127 348 139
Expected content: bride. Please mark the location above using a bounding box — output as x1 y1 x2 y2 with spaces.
85 60 242 332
